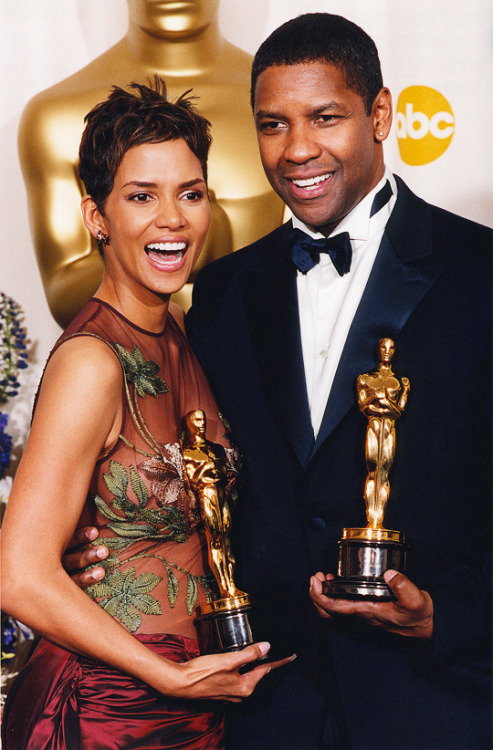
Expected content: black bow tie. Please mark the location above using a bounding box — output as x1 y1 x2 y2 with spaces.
288 228 352 275
288 179 393 275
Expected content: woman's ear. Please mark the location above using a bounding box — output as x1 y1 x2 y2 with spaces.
80 195 107 240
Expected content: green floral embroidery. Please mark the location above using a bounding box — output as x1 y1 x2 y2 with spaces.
89 459 215 628
86 568 162 633
89 546 216 616
94 460 189 542
114 343 168 397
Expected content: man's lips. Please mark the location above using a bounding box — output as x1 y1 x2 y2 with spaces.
284 172 335 199
145 240 189 271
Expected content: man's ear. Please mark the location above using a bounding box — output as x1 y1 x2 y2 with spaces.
372 87 393 142
80 195 107 240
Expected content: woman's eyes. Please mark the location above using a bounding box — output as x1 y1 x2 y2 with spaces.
129 192 152 203
127 190 204 203
181 190 204 201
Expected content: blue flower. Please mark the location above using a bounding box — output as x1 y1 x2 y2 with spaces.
0 293 30 406
1 412 13 477
1 615 18 659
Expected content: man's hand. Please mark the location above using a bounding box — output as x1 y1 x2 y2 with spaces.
310 569 433 639
62 526 107 588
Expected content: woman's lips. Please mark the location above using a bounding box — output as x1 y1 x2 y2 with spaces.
145 241 188 272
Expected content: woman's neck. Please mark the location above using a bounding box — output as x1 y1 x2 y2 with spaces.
96 278 170 334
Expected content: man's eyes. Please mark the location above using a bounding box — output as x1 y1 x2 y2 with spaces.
258 115 341 132
258 120 286 132
316 114 339 123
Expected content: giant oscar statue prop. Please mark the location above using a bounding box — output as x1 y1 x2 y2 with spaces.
182 409 254 652
325 338 410 599
19 0 284 327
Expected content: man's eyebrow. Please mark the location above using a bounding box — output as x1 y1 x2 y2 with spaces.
254 109 284 120
311 101 346 114
254 101 346 120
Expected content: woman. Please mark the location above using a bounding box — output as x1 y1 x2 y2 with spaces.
1 79 286 749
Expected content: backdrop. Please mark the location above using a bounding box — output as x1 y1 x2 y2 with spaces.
1 0 492 481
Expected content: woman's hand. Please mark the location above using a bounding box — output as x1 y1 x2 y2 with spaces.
164 642 295 702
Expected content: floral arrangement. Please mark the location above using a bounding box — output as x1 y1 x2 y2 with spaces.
0 292 33 700
1 292 29 478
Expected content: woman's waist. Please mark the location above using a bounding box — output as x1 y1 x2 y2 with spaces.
83 539 217 635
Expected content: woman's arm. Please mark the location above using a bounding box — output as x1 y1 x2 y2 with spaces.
1 337 283 700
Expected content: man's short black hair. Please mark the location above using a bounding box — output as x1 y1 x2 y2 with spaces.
251 13 383 115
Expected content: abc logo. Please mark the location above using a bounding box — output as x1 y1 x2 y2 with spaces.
396 86 455 166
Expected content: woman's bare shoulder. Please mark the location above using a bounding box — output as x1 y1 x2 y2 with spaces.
42 334 123 402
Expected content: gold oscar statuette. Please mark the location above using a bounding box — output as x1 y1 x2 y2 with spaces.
324 338 410 599
182 409 254 652
18 0 285 328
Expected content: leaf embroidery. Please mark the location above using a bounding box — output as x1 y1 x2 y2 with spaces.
186 574 198 615
166 567 179 607
130 464 148 507
86 568 162 633
94 459 190 542
114 343 168 398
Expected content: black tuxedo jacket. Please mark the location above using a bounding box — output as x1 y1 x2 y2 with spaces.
186 177 492 749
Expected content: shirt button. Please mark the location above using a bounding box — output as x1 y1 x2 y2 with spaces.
309 517 326 531
319 348 328 358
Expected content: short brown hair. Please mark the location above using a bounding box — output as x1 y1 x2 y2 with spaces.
78 76 212 213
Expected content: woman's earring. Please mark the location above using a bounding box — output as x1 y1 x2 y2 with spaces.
97 230 110 246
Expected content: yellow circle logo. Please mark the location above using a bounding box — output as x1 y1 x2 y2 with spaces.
396 86 455 166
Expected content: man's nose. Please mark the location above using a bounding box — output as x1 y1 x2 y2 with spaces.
283 123 322 164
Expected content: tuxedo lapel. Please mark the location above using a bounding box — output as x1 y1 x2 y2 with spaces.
312 177 445 456
239 225 314 467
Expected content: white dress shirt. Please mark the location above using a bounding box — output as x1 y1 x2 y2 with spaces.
294 169 397 438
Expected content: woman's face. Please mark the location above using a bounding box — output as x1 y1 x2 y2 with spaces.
96 138 210 301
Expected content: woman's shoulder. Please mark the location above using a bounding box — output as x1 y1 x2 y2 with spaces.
45 334 123 396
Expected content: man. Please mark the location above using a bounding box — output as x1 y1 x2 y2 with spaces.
185 13 491 748
68 13 491 749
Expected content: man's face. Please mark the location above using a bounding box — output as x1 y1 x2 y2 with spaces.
253 62 388 236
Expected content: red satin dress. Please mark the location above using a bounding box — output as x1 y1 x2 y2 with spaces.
3 299 241 750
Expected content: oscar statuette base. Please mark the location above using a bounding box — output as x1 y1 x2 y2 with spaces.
323 528 407 600
196 594 254 653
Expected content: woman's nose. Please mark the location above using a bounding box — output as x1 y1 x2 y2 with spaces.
155 200 186 229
